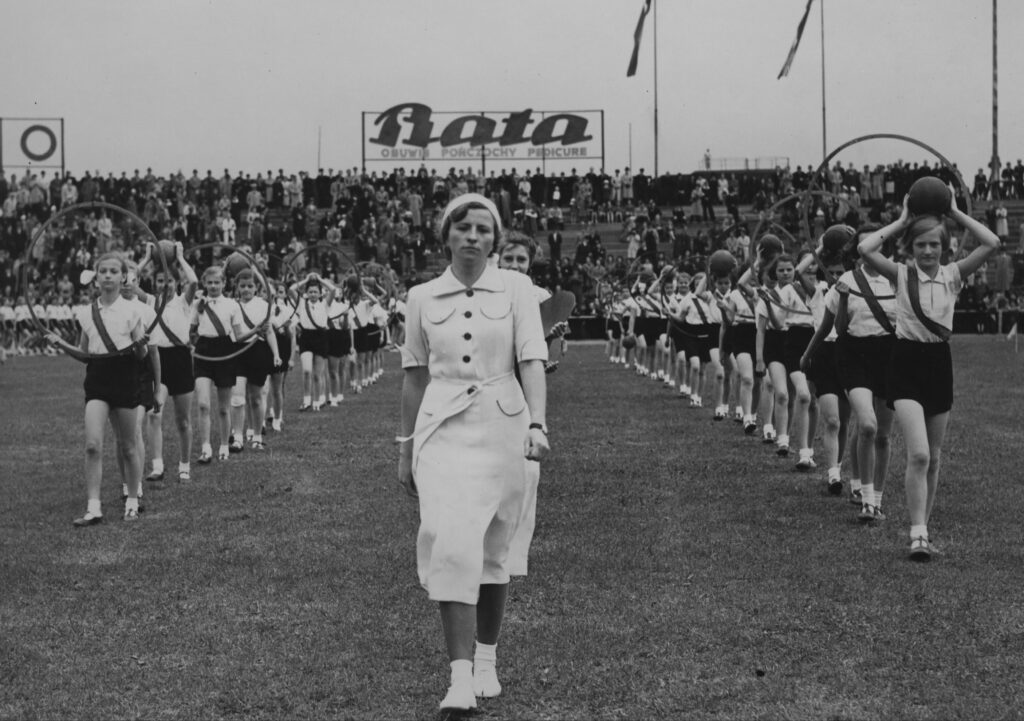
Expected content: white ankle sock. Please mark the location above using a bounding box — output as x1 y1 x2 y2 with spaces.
861 483 875 507
472 643 501 698
910 524 928 540
87 499 102 516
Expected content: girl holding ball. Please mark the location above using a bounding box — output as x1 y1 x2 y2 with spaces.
858 192 998 561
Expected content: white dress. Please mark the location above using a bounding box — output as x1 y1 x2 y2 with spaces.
401 266 547 604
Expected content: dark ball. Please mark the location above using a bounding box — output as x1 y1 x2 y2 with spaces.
907 176 952 216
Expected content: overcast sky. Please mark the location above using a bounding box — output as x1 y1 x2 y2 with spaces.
2 0 1021 178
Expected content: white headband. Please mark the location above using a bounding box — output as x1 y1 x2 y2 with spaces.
440 192 502 235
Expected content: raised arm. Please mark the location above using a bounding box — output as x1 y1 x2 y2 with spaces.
858 197 908 283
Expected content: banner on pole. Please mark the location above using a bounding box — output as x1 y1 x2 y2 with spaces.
777 0 815 79
1 118 64 171
626 0 652 78
362 104 603 166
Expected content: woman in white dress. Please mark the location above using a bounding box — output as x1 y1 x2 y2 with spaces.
399 194 549 711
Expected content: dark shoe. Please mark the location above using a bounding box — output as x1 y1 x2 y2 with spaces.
909 536 931 562
73 512 104 527
197 451 213 465
145 470 165 482
229 439 244 453
849 489 863 505
827 478 843 496
123 507 140 522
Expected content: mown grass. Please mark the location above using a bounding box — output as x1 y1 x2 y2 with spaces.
1 337 1023 720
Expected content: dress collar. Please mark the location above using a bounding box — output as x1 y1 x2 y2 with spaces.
910 261 949 284
430 265 506 297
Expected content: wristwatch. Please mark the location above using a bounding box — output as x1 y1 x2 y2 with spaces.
529 422 548 434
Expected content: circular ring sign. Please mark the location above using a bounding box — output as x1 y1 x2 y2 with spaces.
20 125 57 162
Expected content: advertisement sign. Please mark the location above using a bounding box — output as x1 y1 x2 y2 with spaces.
1 118 65 172
362 104 603 167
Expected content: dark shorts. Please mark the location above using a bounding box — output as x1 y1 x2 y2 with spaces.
784 325 815 375
668 322 689 354
272 331 292 375
635 317 664 346
328 328 352 357
194 336 239 389
606 318 623 340
886 338 953 415
728 323 757 359
85 354 140 409
136 356 156 411
237 339 274 386
298 328 329 357
837 334 893 397
683 322 717 364
158 345 195 397
763 328 786 366
354 325 383 353
811 341 843 398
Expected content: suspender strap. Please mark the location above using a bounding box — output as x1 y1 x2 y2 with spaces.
851 268 895 335
202 300 228 337
91 300 121 354
239 304 256 330
158 315 187 347
905 264 952 341
305 299 326 329
764 288 785 330
691 296 709 325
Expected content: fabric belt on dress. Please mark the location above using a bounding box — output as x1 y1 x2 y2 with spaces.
396 371 516 448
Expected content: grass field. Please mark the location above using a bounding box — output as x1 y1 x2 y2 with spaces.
2 337 1024 720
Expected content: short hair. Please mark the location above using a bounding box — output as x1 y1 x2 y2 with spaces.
498 231 538 263
94 252 127 275
902 215 951 254
438 201 499 244
201 265 224 284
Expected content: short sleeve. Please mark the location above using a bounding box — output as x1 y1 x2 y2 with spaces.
400 285 428 368
512 274 548 362
945 262 963 294
824 285 841 314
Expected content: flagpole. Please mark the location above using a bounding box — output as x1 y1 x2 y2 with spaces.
653 0 659 178
989 0 1000 195
819 0 827 161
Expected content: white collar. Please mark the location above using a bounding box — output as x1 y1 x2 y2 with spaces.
430 265 506 297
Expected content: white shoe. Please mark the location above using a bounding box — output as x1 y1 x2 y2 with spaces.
272 419 282 432
473 666 502 698
439 683 476 711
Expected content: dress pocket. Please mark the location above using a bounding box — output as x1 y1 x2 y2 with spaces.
495 392 526 417
480 299 512 320
425 303 456 324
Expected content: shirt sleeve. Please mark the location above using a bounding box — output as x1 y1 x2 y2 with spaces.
400 285 428 368
824 284 841 314
512 274 548 362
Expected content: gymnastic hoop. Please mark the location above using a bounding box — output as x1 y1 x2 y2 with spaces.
19 201 168 360
189 242 272 363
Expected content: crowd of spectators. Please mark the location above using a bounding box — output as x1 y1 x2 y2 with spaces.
2 159 1023 323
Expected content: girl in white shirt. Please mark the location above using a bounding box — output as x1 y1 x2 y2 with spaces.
859 194 999 561
46 252 148 526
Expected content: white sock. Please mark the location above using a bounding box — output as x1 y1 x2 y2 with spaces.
87 499 102 516
179 462 190 473
850 478 862 492
202 443 213 455
252 434 262 444
302 395 311 406
828 465 840 482
875 491 883 508
861 483 875 507
151 459 164 474
122 483 129 497
219 444 229 456
473 642 501 697
910 524 928 540
777 434 790 446
125 497 139 512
